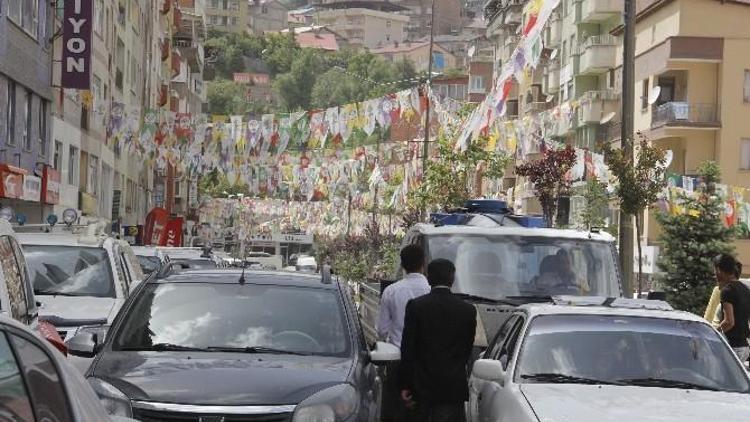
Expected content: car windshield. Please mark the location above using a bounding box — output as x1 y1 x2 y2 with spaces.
172 259 217 270
137 256 161 275
24 245 115 298
114 282 351 356
516 315 750 393
427 235 619 299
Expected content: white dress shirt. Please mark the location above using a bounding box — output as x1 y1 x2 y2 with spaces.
376 272 430 347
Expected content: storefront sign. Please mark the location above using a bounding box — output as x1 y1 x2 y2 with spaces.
21 175 41 202
163 217 184 247
272 233 313 244
41 167 61 205
0 165 26 199
61 0 93 89
144 207 170 246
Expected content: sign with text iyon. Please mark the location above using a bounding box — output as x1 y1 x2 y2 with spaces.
61 0 93 89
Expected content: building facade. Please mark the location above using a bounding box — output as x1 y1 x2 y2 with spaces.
249 0 291 34
204 0 250 33
611 0 750 270
315 4 410 49
372 41 457 73
0 1 55 223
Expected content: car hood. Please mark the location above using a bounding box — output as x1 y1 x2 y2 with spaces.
92 352 353 405
520 384 750 421
37 295 117 326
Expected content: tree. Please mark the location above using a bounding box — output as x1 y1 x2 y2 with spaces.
206 78 271 115
575 178 609 230
273 49 326 111
409 135 510 211
656 161 738 314
262 32 300 76
198 169 250 198
515 145 577 228
602 134 667 295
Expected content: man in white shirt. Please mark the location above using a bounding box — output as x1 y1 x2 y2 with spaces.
378 244 429 421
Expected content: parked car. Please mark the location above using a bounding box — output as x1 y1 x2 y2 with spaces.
69 269 399 420
158 246 226 270
17 222 145 343
131 246 172 279
0 219 38 327
296 255 318 273
468 297 750 422
0 313 137 421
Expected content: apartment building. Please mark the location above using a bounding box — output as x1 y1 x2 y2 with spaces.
372 41 457 73
0 1 55 223
314 2 410 49
608 0 750 269
204 0 250 33
249 0 292 34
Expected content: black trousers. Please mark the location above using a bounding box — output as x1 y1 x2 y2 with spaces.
414 402 466 422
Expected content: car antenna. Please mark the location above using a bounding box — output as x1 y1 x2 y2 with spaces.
239 262 247 285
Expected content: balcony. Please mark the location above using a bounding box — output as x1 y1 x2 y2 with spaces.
577 35 617 75
545 17 562 47
651 102 720 128
598 121 622 144
577 0 621 23
577 90 620 124
524 101 549 115
543 65 560 94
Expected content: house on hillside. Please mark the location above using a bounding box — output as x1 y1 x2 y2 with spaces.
371 41 457 73
249 0 293 34
280 26 347 51
314 1 410 49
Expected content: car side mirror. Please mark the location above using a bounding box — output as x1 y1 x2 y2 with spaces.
473 359 507 385
369 341 400 365
67 332 100 358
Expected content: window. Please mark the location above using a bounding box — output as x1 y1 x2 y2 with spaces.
741 139 750 170
23 90 32 151
10 334 74 422
88 155 99 196
53 140 63 170
561 40 567 65
261 5 268 13
94 0 104 35
68 146 79 185
744 70 750 103
0 237 29 322
7 0 21 24
174 179 181 197
471 75 485 92
641 79 649 109
6 81 16 145
608 69 615 89
657 76 675 106
25 245 115 298
0 334 34 421
38 101 47 157
386 20 391 28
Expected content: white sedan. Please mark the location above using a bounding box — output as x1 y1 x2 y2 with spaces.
469 297 750 422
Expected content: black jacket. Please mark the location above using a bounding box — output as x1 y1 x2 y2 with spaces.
399 287 477 404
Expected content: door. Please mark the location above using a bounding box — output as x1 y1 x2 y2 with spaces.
476 316 525 422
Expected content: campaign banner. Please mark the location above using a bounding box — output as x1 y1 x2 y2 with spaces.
143 207 170 246
162 217 184 247
61 0 93 89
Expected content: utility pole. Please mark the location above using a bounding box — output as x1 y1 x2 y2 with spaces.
421 0 437 217
619 0 636 297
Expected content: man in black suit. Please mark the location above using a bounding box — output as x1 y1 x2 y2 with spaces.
399 259 477 422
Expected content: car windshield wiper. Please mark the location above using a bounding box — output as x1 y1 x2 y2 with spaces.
34 290 86 297
521 373 621 385
505 295 554 302
206 346 311 356
617 377 720 391
121 343 210 352
453 293 520 305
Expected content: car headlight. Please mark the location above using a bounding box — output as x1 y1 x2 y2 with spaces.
88 377 132 417
292 384 358 422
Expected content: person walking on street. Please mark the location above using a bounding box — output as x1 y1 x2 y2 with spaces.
400 259 477 422
715 254 750 362
377 244 430 421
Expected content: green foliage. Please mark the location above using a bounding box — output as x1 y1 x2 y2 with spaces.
657 162 738 315
315 234 401 283
262 32 301 76
273 49 327 111
206 78 271 115
198 169 250 198
515 145 577 227
575 179 609 230
204 31 266 79
409 135 511 211
602 133 667 293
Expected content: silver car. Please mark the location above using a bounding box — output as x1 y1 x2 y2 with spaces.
0 314 136 421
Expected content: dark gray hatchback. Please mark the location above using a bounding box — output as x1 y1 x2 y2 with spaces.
68 270 400 421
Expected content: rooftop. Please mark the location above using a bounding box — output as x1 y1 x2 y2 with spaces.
371 41 431 53
412 223 617 242
521 299 703 323
315 0 410 12
296 31 339 50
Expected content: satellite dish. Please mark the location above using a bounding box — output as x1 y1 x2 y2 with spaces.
545 95 554 103
468 46 476 58
664 149 674 167
647 86 662 105
600 112 616 125
549 48 558 60
515 25 522 34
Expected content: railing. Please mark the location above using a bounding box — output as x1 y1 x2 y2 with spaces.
598 121 622 143
580 34 619 50
651 102 720 127
580 90 620 102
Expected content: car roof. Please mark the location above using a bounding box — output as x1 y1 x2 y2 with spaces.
17 232 108 248
519 301 705 323
412 223 615 242
154 269 337 290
